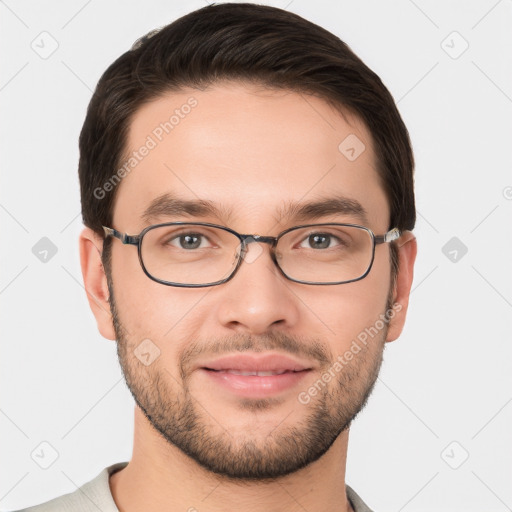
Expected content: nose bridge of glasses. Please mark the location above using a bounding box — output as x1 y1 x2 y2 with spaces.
241 234 277 246
236 234 278 266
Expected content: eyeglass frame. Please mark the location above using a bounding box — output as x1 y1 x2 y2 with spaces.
102 221 401 288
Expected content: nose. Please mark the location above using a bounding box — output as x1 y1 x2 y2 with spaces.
215 241 300 334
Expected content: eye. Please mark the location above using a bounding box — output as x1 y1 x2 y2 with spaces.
299 232 345 250
165 232 213 250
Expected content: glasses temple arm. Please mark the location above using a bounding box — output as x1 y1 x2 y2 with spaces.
374 227 401 245
102 226 140 245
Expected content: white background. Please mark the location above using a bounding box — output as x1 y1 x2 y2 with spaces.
1 1 511 510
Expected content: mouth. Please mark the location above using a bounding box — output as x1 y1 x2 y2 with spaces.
205 369 305 376
197 353 313 398
198 352 312 372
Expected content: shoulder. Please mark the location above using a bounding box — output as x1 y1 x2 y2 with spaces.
13 462 128 512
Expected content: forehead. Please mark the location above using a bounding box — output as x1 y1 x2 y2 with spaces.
113 81 389 232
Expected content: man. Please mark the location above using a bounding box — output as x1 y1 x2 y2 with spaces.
19 3 416 511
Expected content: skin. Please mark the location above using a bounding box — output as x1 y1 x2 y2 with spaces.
79 81 416 512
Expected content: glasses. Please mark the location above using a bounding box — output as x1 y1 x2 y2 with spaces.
102 222 401 288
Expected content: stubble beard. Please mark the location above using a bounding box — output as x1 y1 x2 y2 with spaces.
107 276 389 481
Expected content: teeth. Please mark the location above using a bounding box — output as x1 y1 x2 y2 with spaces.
224 370 288 376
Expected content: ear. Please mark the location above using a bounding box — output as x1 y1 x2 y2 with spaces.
386 231 417 343
79 227 116 341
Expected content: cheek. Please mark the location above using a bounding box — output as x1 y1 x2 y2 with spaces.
110 276 195 379
303 252 391 353
110 244 201 342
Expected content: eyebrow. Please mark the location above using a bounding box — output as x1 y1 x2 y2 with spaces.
276 195 368 224
141 192 368 226
141 193 234 224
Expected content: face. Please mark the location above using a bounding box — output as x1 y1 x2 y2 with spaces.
106 81 396 479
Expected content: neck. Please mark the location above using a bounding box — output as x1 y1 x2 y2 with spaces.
110 407 354 512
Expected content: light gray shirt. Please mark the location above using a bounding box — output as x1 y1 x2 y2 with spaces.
16 461 374 511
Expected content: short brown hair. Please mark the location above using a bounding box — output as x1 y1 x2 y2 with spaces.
79 2 415 279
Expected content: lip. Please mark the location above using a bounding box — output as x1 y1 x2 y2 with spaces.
196 353 313 398
198 353 313 373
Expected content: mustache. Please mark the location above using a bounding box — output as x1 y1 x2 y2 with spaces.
179 331 332 378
